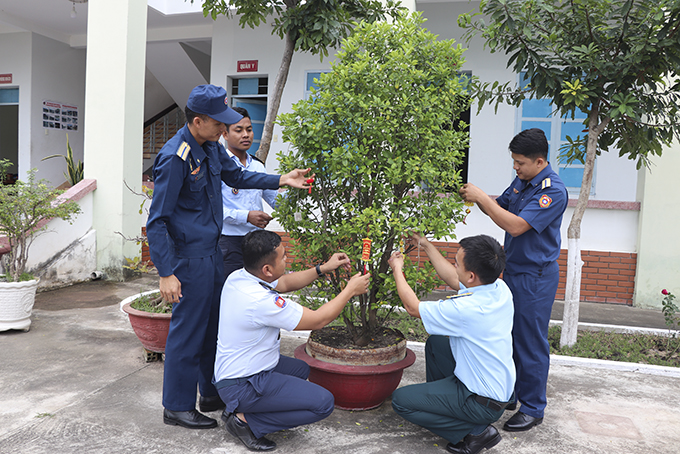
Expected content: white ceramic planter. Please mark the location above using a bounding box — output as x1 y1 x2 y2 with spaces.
0 279 40 332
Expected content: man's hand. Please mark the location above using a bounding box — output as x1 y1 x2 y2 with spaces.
388 251 405 273
279 168 314 189
408 232 430 249
345 272 371 297
247 211 273 229
159 275 182 303
459 183 488 204
322 252 352 273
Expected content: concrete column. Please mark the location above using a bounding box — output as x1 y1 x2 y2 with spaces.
83 0 147 280
634 139 680 308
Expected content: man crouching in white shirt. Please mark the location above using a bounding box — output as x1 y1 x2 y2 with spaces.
214 229 371 451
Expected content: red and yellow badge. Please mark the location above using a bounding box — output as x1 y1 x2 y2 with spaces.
274 296 287 309
539 194 552 208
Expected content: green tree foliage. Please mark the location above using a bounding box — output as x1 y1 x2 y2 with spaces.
199 0 404 163
459 0 680 168
0 160 81 282
459 0 680 347
277 13 470 346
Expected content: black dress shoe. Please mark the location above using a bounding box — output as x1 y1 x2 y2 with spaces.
199 395 226 412
503 411 543 432
163 409 218 429
225 413 276 452
446 425 501 454
221 409 232 423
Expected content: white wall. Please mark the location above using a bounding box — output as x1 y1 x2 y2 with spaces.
26 180 97 289
634 140 680 308
30 33 87 187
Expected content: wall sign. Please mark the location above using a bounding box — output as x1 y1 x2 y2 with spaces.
42 100 79 131
0 74 12 84
237 60 258 72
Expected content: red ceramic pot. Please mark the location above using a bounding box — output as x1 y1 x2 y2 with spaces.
122 301 171 353
294 343 416 410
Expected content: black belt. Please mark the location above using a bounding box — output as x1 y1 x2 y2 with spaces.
473 394 509 412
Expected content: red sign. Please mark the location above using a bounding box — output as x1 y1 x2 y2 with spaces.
237 60 258 72
0 74 12 84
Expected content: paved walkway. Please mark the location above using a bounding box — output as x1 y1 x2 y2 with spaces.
1 275 679 453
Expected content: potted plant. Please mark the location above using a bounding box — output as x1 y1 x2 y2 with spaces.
116 183 171 358
277 13 470 409
121 290 172 357
0 159 81 331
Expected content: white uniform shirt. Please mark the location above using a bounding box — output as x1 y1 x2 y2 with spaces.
214 268 303 381
419 280 515 402
221 151 279 236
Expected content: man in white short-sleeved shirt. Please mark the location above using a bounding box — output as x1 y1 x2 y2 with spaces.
388 234 515 454
214 229 370 451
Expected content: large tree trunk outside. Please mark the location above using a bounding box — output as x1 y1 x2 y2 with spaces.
560 108 610 347
255 32 295 164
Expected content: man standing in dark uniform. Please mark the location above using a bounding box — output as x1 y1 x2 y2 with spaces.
146 84 311 430
459 128 567 432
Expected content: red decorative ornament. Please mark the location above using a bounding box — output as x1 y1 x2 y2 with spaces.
306 177 315 194
361 238 372 274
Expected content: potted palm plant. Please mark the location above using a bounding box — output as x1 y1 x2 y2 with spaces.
0 159 81 331
276 12 471 409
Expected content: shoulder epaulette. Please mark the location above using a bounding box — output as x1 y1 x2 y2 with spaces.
251 154 265 165
541 178 552 189
445 291 473 301
176 142 190 161
259 281 278 293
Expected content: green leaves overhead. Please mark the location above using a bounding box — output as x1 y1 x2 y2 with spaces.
199 0 405 56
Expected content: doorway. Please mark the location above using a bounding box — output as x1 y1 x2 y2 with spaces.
0 88 19 181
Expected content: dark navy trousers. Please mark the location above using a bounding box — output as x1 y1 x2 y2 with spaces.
217 356 335 438
219 234 245 280
504 270 559 419
162 250 223 411
391 336 505 444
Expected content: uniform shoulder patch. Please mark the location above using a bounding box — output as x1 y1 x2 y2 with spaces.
446 291 472 300
539 194 553 208
176 142 190 161
274 295 287 309
541 178 552 189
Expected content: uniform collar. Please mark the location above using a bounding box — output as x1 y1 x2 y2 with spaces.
526 162 554 188
180 123 208 165
243 268 279 290
226 148 252 169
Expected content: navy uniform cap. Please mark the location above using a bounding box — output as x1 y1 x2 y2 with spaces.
186 84 243 125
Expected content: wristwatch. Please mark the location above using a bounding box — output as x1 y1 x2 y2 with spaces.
315 264 325 278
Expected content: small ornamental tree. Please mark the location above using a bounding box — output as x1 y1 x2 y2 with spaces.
0 159 81 282
277 13 471 347
200 0 404 163
459 0 680 347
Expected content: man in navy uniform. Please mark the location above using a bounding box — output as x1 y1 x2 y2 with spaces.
214 230 370 451
218 106 279 280
146 84 311 430
388 234 515 454
459 128 567 432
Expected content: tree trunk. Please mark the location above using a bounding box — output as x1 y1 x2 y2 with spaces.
560 108 610 348
255 32 295 164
